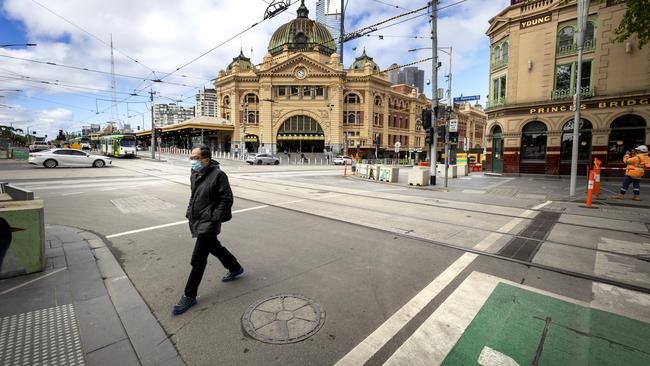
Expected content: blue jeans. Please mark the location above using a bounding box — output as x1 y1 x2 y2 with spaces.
620 175 640 195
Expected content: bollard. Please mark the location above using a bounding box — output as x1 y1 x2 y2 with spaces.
586 169 595 208
344 160 348 176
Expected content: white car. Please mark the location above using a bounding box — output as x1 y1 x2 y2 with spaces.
246 153 280 165
333 155 353 165
28 148 112 168
28 141 50 152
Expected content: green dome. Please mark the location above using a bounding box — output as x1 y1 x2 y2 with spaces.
350 49 379 71
227 49 254 72
267 0 337 56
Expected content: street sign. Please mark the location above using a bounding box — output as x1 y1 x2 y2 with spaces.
394 142 401 153
453 95 480 103
449 119 458 133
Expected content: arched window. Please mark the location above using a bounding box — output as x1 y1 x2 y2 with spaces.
608 115 647 163
244 93 259 105
345 93 361 104
493 45 501 62
558 26 575 49
560 119 592 161
521 121 547 161
374 96 382 106
223 95 230 106
502 42 509 62
278 115 323 134
347 113 357 124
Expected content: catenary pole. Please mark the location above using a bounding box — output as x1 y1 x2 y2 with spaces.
150 89 156 159
430 1 438 185
570 0 590 197
444 47 452 188
340 0 345 63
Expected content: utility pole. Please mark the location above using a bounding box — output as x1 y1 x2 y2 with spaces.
444 47 452 188
340 0 345 63
570 0 590 197
150 89 156 159
430 1 438 185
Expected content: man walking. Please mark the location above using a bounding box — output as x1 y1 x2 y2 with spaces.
173 145 244 315
612 145 649 201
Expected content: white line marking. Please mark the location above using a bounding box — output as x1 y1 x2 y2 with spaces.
532 200 552 210
334 209 538 366
61 191 85 196
105 205 269 238
478 346 521 366
0 267 67 296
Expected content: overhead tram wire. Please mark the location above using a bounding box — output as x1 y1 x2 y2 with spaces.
148 0 301 88
0 54 205 89
0 74 150 98
28 0 160 77
371 0 413 11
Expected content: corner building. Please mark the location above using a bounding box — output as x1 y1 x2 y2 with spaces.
215 1 429 157
485 0 650 175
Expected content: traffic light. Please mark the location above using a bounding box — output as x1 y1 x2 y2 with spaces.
437 126 446 141
449 132 459 144
425 129 433 145
421 109 432 130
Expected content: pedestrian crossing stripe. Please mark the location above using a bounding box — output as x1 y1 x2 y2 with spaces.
384 272 650 365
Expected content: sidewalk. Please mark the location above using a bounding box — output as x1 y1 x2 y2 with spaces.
355 167 650 209
0 225 184 366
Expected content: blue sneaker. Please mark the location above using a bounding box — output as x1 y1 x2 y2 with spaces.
222 267 244 282
172 295 197 315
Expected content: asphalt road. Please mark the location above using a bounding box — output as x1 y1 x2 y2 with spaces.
4 157 650 365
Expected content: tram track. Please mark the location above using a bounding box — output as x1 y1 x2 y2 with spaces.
112 164 650 294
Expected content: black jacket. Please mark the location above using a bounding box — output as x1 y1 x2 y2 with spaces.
186 160 233 237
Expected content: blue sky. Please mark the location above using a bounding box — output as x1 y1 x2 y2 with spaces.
0 0 509 139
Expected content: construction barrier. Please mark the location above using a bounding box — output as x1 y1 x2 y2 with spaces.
586 169 595 208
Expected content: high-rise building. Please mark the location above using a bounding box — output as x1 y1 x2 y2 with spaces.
388 65 425 93
153 103 196 126
196 89 217 117
316 0 342 56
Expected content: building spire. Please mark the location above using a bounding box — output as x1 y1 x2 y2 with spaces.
297 0 309 18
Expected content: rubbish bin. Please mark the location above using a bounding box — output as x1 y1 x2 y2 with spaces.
0 184 44 278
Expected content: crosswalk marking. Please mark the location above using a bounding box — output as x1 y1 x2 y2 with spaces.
334 206 542 366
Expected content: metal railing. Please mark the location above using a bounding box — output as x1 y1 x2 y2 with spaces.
486 97 507 110
556 39 596 57
551 85 594 100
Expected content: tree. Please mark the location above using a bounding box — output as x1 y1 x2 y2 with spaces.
614 0 650 49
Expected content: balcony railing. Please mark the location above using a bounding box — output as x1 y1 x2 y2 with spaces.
557 39 596 57
486 97 506 110
551 86 594 100
491 58 508 70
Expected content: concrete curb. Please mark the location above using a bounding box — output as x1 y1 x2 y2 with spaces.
81 229 185 366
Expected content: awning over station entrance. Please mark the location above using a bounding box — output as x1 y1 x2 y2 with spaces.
135 116 234 137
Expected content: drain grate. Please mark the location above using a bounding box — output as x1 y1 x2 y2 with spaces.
0 304 85 366
242 294 325 344
498 211 561 262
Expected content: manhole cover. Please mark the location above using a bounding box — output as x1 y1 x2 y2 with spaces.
242 294 325 344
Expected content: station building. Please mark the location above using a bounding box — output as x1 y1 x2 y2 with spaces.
213 0 429 158
485 0 650 176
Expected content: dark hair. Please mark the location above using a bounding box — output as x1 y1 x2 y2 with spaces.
193 144 212 159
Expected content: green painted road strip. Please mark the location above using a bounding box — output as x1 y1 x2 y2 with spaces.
442 282 650 365
384 272 650 365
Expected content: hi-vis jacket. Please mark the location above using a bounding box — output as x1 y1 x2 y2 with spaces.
624 152 650 179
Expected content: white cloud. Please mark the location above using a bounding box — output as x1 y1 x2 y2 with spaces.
0 0 509 138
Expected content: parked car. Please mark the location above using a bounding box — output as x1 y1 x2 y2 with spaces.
246 153 280 165
28 148 112 168
333 155 353 165
28 141 50 152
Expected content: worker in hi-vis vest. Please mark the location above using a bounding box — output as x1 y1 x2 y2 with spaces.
612 145 650 201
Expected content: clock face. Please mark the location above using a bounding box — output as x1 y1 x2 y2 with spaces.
295 68 306 79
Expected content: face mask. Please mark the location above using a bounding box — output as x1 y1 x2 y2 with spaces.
191 160 202 171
